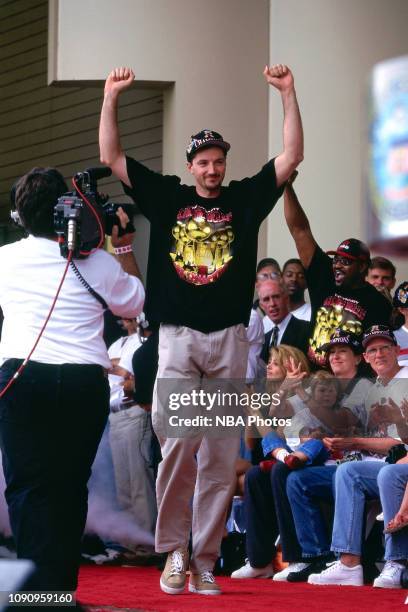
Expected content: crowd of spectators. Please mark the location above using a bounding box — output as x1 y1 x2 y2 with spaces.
228 180 408 590
98 222 407 591
94 178 408 590
1 175 408 593
2 65 408 595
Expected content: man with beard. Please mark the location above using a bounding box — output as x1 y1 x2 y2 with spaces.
284 178 392 366
100 64 303 595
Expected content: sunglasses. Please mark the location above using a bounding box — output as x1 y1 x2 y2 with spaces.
333 255 355 267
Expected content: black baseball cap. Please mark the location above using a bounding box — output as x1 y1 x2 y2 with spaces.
186 129 230 162
322 329 362 354
393 281 408 308
362 325 397 349
327 239 371 263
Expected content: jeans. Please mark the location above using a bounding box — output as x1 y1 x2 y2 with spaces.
262 432 329 465
245 462 304 566
377 463 408 561
0 359 110 590
331 461 385 556
286 465 337 558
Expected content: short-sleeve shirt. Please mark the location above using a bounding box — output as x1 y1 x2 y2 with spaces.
0 236 144 369
306 246 392 365
341 377 373 427
365 365 408 439
122 157 284 333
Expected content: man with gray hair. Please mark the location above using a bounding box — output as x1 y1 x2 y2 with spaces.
259 279 311 364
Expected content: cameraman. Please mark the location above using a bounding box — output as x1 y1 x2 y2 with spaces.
0 167 144 591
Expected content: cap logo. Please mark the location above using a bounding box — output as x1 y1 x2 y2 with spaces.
397 288 408 305
362 324 396 347
187 130 218 155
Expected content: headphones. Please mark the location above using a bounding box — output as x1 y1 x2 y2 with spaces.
9 181 23 227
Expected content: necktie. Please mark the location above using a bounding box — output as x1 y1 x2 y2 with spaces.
270 325 279 347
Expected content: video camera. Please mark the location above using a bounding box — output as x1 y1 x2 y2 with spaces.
54 166 135 259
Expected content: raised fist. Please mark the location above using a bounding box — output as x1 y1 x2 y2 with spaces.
105 67 135 96
263 64 294 92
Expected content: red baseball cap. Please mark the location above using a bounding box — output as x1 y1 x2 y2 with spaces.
327 239 371 262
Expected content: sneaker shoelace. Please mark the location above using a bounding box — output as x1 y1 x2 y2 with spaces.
290 562 308 572
169 550 184 576
381 561 403 580
201 570 215 584
320 560 342 574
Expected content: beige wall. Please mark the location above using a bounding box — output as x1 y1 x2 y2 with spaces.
50 1 270 176
268 0 408 282
51 0 408 281
0 2 162 249
50 0 271 258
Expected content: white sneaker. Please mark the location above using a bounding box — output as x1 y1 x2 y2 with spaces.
308 560 363 586
373 561 404 589
231 559 274 579
273 562 309 582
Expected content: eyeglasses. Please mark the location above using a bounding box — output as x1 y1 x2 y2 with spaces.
333 255 354 267
364 344 394 357
257 272 281 281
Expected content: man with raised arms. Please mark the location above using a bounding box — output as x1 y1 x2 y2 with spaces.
99 63 303 595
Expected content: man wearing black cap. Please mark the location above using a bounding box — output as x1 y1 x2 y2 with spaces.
283 177 392 366
99 65 303 594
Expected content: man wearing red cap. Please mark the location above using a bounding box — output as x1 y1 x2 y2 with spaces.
284 177 392 366
99 64 303 594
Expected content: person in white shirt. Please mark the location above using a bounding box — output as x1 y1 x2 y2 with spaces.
281 258 311 321
263 258 311 331
307 325 408 589
108 319 157 544
0 167 144 592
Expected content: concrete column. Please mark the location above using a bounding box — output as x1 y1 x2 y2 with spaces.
268 0 408 280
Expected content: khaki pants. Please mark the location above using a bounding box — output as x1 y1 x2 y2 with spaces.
152 324 248 572
109 407 157 541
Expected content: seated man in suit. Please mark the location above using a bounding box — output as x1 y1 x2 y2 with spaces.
259 278 311 365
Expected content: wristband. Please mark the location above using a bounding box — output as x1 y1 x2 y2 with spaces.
114 245 133 255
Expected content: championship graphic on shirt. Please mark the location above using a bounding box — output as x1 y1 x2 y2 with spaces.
309 295 366 365
170 205 234 285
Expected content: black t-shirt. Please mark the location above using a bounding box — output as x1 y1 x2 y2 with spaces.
306 246 392 365
122 157 284 333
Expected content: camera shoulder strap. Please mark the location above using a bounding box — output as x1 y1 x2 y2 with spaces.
69 260 108 310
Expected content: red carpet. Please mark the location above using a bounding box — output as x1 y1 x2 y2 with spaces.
77 566 407 611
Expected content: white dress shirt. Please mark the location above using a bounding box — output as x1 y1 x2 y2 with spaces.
267 312 292 346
